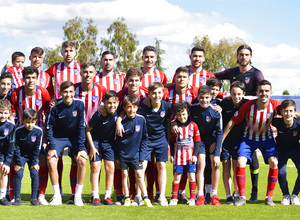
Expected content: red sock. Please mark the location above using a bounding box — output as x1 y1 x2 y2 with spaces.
129 168 136 196
38 166 49 195
57 158 63 189
179 172 187 192
266 168 278 197
236 167 246 197
114 168 123 196
154 164 160 193
146 160 155 199
9 163 15 200
70 165 77 194
172 182 180 199
189 181 196 200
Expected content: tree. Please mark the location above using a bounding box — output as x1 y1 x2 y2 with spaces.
100 17 142 72
43 16 100 69
283 90 290 95
155 38 167 72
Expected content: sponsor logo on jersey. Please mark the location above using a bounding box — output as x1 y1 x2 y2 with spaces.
92 96 99 103
200 77 206 83
73 110 77 117
136 125 140 132
155 77 160 82
36 99 42 107
160 111 165 118
114 78 119 84
31 136 36 142
266 112 273 119
4 129 9 136
206 116 211 122
245 76 251 84
177 138 192 145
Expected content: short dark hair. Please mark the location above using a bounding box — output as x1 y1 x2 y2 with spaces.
143 46 157 55
237 44 252 55
101 51 115 59
257 79 272 90
0 72 13 82
0 99 11 111
60 81 74 93
126 67 143 81
104 90 119 101
30 47 44 56
175 66 189 76
12 51 25 62
198 85 211 96
62 41 76 49
23 108 37 121
230 81 245 92
22 66 39 79
281 99 296 111
123 94 139 108
191 46 205 55
80 61 96 70
174 100 190 114
148 82 164 94
206 78 222 89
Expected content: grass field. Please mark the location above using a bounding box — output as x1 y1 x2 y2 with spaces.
1 156 300 219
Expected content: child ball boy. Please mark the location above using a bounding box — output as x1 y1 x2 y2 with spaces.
0 99 15 206
116 95 152 207
272 99 300 205
0 72 13 100
169 101 200 206
14 108 42 206
86 90 119 206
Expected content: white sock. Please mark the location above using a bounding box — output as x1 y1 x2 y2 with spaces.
226 194 232 198
0 188 6 199
75 184 83 197
105 190 111 199
197 190 204 196
53 184 60 197
205 184 211 194
211 189 217 196
92 190 99 199
234 193 239 197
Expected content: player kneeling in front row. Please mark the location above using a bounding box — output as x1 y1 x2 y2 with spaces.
86 90 119 206
272 99 300 205
0 100 15 206
116 95 152 207
46 81 87 206
14 108 42 206
169 101 200 206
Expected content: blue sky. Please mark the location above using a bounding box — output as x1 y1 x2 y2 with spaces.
0 0 299 94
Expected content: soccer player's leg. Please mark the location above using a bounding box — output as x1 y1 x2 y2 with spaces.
38 147 49 205
170 165 183 206
278 148 290 205
132 161 147 206
29 161 39 206
187 164 196 206
89 140 101 206
134 162 152 207
210 146 221 206
102 144 115 205
146 154 155 202
14 160 24 206
0 157 11 205
291 149 300 205
249 150 259 202
120 162 130 206
222 145 234 204
196 146 206 206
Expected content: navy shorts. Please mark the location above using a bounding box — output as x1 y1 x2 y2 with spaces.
50 137 81 158
120 161 143 170
39 147 46 156
221 143 239 161
0 148 8 163
238 138 278 164
173 163 196 173
88 141 115 162
198 139 216 155
145 139 168 162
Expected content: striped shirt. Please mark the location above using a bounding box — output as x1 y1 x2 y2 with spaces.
94 71 125 92
141 68 167 88
7 66 24 89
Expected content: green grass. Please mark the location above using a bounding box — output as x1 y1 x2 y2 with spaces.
1 156 300 219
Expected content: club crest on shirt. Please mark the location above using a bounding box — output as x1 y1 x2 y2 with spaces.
188 129 193 136
200 77 206 83
245 76 251 84
74 69 80 76
40 78 45 85
206 116 211 122
293 131 298 136
114 78 119 84
36 99 42 107
115 116 118 121
160 111 165 118
57 70 60 74
234 111 238 117
92 96 99 103
136 125 140 132
266 112 273 119
155 77 160 82
31 136 36 142
73 110 77 117
186 95 192 103
4 128 9 136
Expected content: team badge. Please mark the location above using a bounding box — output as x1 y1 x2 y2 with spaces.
73 110 77 117
245 76 251 84
31 136 36 142
92 96 99 103
206 116 211 122
57 70 60 74
155 77 160 82
136 125 140 132
114 78 119 84
266 112 273 119
4 129 9 136
188 129 193 136
36 99 42 107
293 131 298 136
200 77 205 83
160 111 165 118
74 69 80 76
234 111 238 117
186 95 192 103
40 78 45 85
115 116 118 121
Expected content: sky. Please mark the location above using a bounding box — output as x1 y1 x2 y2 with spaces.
0 0 299 95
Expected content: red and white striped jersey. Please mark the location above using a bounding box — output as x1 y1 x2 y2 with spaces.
232 99 281 141
7 66 24 89
117 87 148 106
141 68 167 88
94 71 125 92
37 70 54 97
163 86 198 107
10 86 50 128
46 62 81 98
172 67 215 89
74 83 107 123
171 121 201 165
